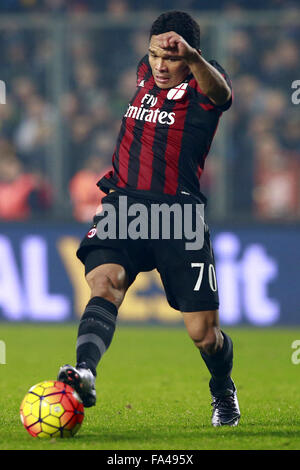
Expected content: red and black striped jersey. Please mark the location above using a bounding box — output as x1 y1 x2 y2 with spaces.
98 54 232 200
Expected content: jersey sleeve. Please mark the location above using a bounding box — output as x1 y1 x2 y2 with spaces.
136 54 152 86
189 59 233 112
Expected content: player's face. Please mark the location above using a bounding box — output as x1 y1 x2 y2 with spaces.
148 36 190 89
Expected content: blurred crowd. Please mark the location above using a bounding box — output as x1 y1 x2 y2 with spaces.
0 2 299 222
227 23 300 220
0 0 299 14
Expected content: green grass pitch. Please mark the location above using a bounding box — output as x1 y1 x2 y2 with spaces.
0 324 300 450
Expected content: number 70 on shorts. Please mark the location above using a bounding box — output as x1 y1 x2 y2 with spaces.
191 263 217 292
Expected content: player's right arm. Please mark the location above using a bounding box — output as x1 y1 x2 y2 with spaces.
187 53 231 106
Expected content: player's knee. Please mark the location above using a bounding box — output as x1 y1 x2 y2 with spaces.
192 329 220 355
85 264 127 307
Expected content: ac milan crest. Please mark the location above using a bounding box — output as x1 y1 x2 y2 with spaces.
87 228 97 238
167 82 188 100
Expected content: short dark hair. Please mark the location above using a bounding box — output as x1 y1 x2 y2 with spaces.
149 11 200 49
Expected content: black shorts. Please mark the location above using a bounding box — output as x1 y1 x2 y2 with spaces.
77 191 219 312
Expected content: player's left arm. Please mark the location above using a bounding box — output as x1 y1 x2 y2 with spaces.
154 31 231 106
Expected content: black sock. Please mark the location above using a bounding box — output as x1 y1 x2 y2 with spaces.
76 296 118 376
200 331 233 392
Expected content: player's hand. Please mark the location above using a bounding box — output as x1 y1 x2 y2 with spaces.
151 31 201 65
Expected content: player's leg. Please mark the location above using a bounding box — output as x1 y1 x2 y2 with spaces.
154 204 240 426
75 261 129 378
183 309 232 389
59 192 155 406
58 248 132 407
183 309 240 426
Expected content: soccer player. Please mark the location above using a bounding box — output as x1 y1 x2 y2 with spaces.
58 11 240 427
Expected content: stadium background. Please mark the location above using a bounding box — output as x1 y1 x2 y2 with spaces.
0 0 299 327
